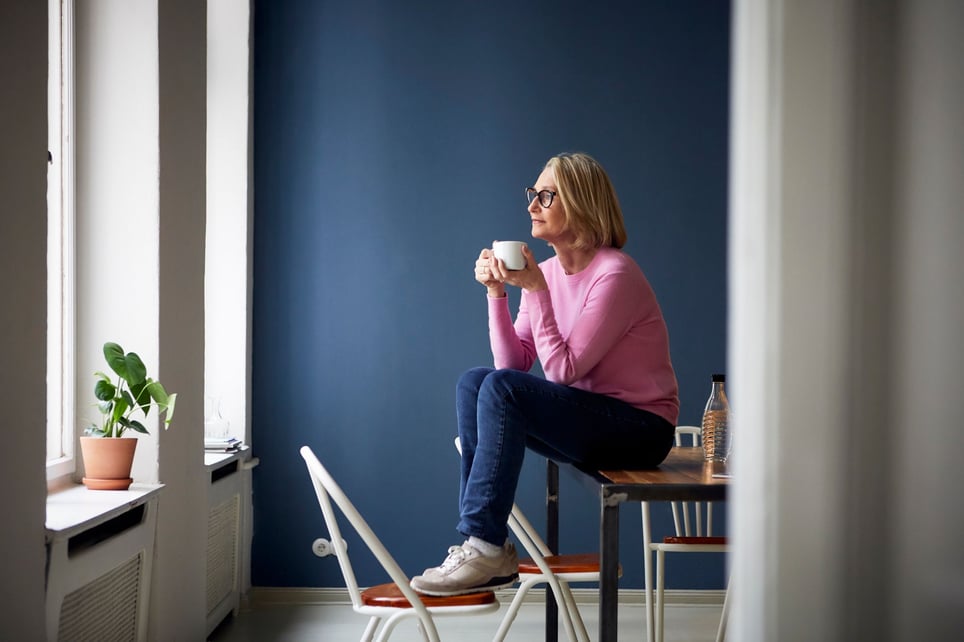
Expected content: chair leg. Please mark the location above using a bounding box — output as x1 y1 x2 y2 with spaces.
378 612 437 642
361 616 380 642
492 578 536 642
656 549 666 642
715 575 731 642
415 619 429 642
417 614 442 642
642 502 655 642
541 572 581 642
558 582 591 642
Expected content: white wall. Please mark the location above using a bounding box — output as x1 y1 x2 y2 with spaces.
206 0 253 446
889 2 964 637
0 2 49 637
730 1 964 640
75 0 162 481
74 0 209 637
155 0 209 637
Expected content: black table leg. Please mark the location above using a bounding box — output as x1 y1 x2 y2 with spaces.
600 489 620 642
546 459 559 642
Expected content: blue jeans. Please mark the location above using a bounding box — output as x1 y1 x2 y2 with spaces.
455 367 675 545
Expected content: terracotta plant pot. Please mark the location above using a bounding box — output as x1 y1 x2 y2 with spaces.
79 436 138 490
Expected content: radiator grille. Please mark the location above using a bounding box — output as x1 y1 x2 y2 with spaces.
206 494 240 611
57 552 142 642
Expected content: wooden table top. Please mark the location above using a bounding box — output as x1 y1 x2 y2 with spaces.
592 446 729 502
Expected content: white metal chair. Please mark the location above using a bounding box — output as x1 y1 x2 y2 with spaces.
454 437 619 642
299 446 499 642
647 426 729 642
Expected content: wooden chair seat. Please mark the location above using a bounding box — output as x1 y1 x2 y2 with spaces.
362 582 496 608
519 552 622 577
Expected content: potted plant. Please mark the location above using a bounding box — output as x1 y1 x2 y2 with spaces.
80 341 176 490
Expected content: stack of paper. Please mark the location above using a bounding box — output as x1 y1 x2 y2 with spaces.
204 436 243 452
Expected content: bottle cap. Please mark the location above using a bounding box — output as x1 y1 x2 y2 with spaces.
712 373 726 382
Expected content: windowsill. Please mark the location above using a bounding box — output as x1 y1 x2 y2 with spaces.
46 456 76 489
45 483 164 544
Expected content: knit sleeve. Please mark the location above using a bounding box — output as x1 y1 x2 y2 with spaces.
524 270 643 385
487 294 536 371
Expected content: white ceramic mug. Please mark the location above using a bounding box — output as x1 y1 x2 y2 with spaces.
492 240 527 271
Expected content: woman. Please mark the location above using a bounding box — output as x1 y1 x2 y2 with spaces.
411 152 679 596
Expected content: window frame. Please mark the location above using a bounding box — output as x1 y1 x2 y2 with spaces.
46 0 76 482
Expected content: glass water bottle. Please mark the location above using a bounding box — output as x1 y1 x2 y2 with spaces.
701 373 731 462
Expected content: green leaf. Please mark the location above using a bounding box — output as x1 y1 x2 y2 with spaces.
143 382 176 426
111 396 130 424
103 342 147 386
94 379 116 402
120 389 135 410
130 380 150 412
126 419 149 434
124 351 147 386
104 342 127 378
96 341 175 435
84 423 107 437
145 380 161 402
165 392 176 425
146 381 167 405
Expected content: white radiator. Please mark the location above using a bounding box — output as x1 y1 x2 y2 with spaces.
45 485 162 642
205 454 243 635
207 493 240 614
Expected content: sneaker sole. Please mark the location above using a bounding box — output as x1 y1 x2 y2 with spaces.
412 573 519 597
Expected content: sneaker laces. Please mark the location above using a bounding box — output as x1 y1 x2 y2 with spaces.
438 544 471 573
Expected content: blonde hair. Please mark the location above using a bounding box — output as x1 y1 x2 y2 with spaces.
545 152 627 250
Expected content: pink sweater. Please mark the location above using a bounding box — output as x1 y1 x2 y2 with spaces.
488 247 679 425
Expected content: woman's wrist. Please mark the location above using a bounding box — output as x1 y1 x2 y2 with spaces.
522 276 548 293
487 286 506 298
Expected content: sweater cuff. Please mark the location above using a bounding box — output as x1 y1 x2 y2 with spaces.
488 293 510 306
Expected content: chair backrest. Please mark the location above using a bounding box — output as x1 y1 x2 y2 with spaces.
671 426 716 536
299 446 438 626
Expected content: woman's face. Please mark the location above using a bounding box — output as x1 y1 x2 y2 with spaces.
528 167 571 246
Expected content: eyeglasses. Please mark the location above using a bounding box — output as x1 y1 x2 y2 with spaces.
525 187 557 208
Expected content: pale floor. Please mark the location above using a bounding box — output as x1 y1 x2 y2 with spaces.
208 599 724 642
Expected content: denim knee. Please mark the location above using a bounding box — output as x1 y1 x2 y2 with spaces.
457 367 493 396
477 368 528 401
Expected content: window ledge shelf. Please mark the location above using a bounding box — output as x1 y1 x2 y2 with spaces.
204 445 251 470
45 483 164 544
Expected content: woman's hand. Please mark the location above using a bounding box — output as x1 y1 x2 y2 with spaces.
477 244 547 295
475 248 506 298
501 244 547 292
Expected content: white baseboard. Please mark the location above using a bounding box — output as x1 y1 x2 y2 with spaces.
246 586 726 609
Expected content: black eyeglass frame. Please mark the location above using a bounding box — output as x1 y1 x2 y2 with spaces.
525 187 557 208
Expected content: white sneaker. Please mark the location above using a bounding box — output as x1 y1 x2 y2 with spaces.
410 540 519 596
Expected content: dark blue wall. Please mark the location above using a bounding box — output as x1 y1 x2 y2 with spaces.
252 0 729 591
